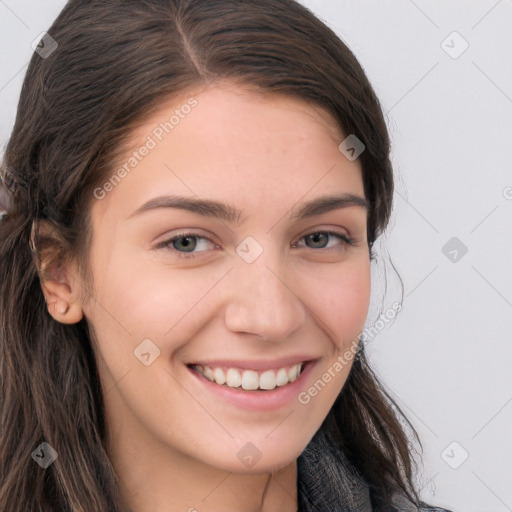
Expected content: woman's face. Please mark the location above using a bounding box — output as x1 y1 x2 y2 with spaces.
81 82 370 474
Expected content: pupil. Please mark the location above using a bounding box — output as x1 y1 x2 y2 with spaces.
175 236 196 252
309 233 327 248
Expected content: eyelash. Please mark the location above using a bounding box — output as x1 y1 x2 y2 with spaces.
156 230 355 260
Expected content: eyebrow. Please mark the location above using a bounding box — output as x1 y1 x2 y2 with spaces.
127 193 368 223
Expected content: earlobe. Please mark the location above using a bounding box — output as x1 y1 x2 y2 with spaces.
42 277 84 324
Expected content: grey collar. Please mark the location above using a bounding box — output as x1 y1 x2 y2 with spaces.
296 428 449 512
297 427 374 512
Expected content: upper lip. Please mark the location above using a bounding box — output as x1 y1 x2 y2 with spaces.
187 355 319 372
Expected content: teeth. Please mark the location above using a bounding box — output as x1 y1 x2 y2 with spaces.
275 368 289 387
226 368 242 388
260 369 278 389
203 366 214 381
213 367 226 385
241 370 259 390
288 365 300 381
193 362 305 391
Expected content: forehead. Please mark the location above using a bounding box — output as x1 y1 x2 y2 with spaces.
130 80 346 142
93 82 364 221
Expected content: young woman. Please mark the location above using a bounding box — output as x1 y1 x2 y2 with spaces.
0 1 454 511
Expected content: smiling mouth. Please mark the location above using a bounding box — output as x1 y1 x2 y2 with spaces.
187 361 309 391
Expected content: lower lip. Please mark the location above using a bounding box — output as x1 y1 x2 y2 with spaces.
187 361 316 411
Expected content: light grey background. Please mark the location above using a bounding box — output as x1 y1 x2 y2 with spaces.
1 1 511 511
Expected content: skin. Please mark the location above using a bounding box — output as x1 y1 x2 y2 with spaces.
41 81 371 512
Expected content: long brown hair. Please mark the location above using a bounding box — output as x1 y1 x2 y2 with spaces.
1 1 431 510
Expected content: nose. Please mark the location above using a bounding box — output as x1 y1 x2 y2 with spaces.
223 250 307 341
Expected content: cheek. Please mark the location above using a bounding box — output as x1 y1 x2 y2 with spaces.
87 244 226 344
298 258 371 348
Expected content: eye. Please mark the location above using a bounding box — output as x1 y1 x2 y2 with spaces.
155 231 218 259
156 229 355 260
292 230 355 250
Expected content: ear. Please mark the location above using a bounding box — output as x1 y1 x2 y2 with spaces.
33 220 84 325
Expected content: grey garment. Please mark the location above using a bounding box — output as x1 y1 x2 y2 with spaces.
296 427 454 512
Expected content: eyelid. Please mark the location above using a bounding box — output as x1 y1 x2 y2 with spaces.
293 229 355 247
155 227 356 259
154 229 219 251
